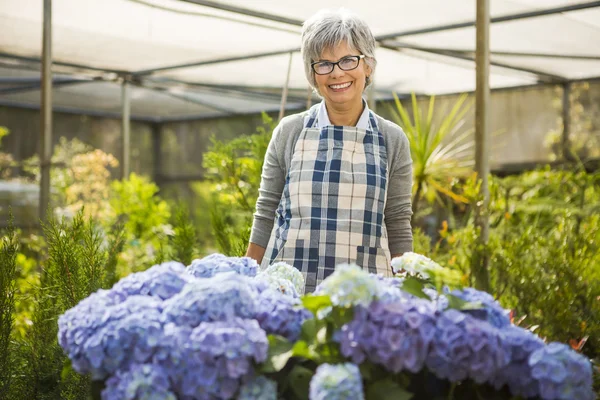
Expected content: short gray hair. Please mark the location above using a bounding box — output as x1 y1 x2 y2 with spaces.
301 9 377 96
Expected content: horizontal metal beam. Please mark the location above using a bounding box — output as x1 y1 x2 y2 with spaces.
0 99 158 122
381 43 566 83
376 1 600 40
0 78 92 95
0 52 128 75
135 48 300 76
382 43 600 61
179 0 303 26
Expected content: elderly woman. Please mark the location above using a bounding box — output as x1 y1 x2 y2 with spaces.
247 9 413 292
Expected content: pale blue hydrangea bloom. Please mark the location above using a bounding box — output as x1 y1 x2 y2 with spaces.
58 289 117 375
492 325 545 398
254 288 312 341
156 318 269 400
336 299 437 372
254 273 299 298
528 342 594 400
426 309 508 384
162 273 258 327
102 364 176 400
187 253 258 278
447 287 510 328
259 262 305 295
309 363 364 400
237 376 278 400
315 263 382 307
84 296 164 379
110 261 192 301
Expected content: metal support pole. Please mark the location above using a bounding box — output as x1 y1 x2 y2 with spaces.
474 0 491 292
562 82 572 161
152 123 162 186
121 79 131 179
39 0 52 222
279 52 294 121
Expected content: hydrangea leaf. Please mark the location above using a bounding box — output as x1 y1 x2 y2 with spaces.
446 294 483 311
289 365 314 400
399 277 430 300
302 294 333 315
261 335 294 373
365 379 413 400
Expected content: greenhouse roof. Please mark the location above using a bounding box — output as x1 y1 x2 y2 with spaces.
1 0 599 122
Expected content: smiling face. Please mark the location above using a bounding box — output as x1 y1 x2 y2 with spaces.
314 41 371 108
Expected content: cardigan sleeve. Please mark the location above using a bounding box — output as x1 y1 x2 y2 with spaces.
383 122 414 255
249 122 286 248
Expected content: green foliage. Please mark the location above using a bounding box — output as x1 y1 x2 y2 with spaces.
0 211 18 399
109 173 172 273
389 93 474 212
202 113 276 255
5 211 127 399
169 204 200 265
425 167 600 361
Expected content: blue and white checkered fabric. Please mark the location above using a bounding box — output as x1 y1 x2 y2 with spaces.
263 107 391 292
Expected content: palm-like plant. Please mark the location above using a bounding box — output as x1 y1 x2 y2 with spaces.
390 92 475 213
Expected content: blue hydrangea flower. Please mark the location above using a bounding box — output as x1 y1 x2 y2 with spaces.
110 261 193 301
254 274 299 298
254 288 313 341
528 342 594 400
58 289 117 375
309 363 364 400
426 309 508 384
156 318 269 400
102 364 176 400
447 287 510 328
83 295 164 379
336 299 437 373
237 376 278 400
162 273 258 327
187 253 258 278
259 262 305 295
315 263 382 307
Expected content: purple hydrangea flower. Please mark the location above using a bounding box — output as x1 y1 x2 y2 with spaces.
156 318 268 400
162 274 258 328
110 261 193 301
492 325 545 398
102 364 176 400
447 287 510 328
426 309 508 384
187 254 258 278
58 289 117 374
237 375 278 400
254 288 313 341
336 299 437 373
309 363 364 400
528 342 594 400
83 295 164 379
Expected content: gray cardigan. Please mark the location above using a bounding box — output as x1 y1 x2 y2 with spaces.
250 105 413 256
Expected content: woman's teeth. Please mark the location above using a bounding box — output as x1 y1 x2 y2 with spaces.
330 82 352 89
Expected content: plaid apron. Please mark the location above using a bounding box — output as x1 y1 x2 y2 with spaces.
262 108 391 292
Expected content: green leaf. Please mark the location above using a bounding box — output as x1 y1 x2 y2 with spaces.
302 294 333 315
328 306 355 327
292 340 321 361
300 318 319 341
399 277 430 299
366 379 413 400
260 335 294 373
289 365 314 400
446 294 483 311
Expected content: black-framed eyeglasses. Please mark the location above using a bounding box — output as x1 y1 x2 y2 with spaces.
311 55 366 75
